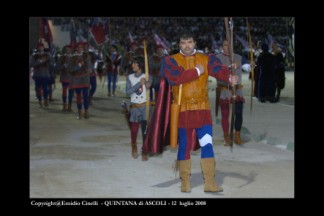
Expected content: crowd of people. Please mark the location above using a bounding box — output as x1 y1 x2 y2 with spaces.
51 17 290 61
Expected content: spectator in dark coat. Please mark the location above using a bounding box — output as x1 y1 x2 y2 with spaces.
256 43 276 103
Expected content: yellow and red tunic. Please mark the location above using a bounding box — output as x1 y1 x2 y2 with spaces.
161 51 230 128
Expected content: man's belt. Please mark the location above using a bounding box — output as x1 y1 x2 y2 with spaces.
181 96 209 104
130 102 146 109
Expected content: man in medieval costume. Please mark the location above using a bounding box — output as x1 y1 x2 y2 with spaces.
143 31 238 193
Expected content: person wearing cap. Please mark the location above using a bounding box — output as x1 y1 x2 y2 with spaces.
30 42 52 107
125 56 152 161
106 45 121 97
69 42 92 119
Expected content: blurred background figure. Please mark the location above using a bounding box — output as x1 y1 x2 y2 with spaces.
271 42 285 102
256 43 276 103
106 45 121 97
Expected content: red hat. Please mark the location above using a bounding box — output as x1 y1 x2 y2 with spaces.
76 42 84 47
156 44 164 51
63 45 72 51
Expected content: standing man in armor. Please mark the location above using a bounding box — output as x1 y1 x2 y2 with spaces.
216 39 246 145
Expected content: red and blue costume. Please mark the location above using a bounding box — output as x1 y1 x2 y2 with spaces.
143 50 230 193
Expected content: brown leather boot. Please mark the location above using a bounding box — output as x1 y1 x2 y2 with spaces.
179 159 191 192
201 158 223 193
131 143 138 159
67 103 73 112
234 131 242 145
38 100 43 108
84 110 90 119
142 152 148 161
223 133 230 146
77 110 82 119
44 99 49 107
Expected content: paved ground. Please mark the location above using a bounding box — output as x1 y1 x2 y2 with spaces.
29 72 294 200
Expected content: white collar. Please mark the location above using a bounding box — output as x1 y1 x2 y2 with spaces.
180 49 196 56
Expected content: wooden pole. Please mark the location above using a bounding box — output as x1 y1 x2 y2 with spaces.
143 40 150 123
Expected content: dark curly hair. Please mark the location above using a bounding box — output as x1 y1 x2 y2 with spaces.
133 55 145 71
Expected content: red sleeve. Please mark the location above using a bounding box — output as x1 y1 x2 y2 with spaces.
208 53 230 83
160 56 199 86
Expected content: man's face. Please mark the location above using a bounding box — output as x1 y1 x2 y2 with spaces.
222 40 229 54
76 45 83 53
179 37 196 55
157 47 164 56
132 61 140 72
130 44 138 52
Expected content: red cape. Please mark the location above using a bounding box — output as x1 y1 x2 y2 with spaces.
142 78 171 154
142 78 200 154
